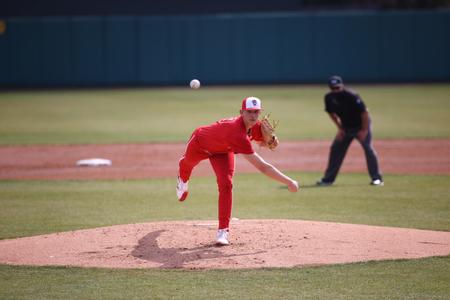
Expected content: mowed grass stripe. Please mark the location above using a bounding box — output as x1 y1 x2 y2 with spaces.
0 84 450 145
0 256 449 300
1 172 449 239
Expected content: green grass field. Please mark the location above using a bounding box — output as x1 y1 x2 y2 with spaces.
1 173 449 240
0 84 449 299
0 84 450 144
1 257 449 300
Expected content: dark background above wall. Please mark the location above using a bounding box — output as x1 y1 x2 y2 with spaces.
4 0 304 17
2 0 450 17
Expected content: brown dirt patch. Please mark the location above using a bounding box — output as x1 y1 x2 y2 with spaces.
1 139 450 180
0 220 449 269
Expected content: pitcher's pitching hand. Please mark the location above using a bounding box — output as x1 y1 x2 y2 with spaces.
288 180 299 192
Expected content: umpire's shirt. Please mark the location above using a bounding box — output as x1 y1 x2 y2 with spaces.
325 89 367 131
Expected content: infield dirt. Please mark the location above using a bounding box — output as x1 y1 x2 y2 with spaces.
1 139 449 180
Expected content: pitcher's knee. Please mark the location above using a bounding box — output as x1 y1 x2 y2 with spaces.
217 181 233 194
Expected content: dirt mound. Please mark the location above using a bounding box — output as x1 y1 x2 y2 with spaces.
1 220 449 269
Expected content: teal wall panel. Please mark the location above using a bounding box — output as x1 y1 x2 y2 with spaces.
312 14 349 81
9 19 44 84
0 20 11 84
277 15 314 82
41 17 71 84
198 16 234 83
105 17 137 83
246 16 284 82
341 13 380 81
1 10 449 87
183 17 204 83
413 11 450 80
445 13 450 78
138 17 171 83
71 17 105 84
166 17 191 83
229 17 249 82
232 16 267 82
379 12 415 81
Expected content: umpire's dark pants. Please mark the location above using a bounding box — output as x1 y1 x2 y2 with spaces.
321 126 382 183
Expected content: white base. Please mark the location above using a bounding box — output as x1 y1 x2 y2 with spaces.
76 158 112 167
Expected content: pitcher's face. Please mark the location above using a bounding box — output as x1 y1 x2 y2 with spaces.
241 109 261 128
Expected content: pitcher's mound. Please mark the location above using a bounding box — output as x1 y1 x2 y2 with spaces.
0 220 449 269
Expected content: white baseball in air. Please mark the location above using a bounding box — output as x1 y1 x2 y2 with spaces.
190 79 201 89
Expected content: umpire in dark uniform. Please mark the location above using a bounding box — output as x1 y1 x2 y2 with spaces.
317 75 383 186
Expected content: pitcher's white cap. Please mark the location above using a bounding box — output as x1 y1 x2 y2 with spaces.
241 96 262 111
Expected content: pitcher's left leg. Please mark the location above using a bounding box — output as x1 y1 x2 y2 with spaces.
209 152 235 231
177 132 209 201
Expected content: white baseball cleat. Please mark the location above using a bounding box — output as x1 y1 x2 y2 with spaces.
216 229 230 246
176 176 189 201
371 179 384 186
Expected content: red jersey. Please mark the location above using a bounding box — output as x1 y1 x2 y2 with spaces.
195 116 264 154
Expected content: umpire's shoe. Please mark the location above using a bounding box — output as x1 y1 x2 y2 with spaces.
316 180 333 187
370 179 384 186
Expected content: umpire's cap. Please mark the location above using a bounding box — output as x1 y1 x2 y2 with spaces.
328 75 344 89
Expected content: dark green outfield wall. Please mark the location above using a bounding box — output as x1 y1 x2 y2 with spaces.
0 10 449 86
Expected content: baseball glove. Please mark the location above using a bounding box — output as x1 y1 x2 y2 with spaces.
260 114 279 150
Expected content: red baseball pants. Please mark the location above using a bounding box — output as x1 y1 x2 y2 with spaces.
179 132 235 230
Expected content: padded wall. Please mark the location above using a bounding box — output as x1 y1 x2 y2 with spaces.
0 10 449 86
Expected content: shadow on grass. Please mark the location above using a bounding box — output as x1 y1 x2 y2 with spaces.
278 182 378 190
277 184 336 189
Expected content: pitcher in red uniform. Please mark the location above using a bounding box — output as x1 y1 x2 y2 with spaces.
177 97 299 245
